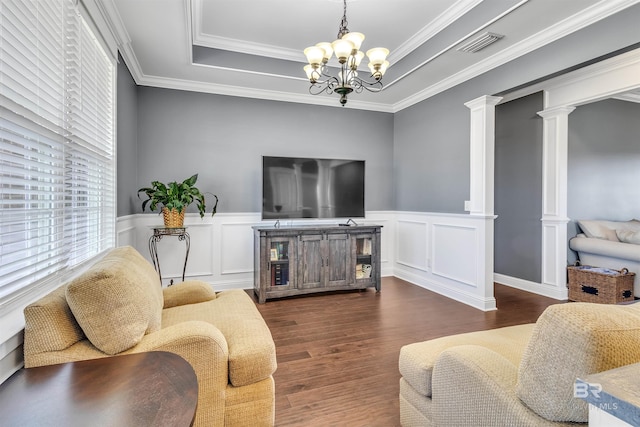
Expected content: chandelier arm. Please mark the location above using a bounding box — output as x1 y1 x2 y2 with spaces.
308 77 340 96
359 80 384 93
349 74 384 91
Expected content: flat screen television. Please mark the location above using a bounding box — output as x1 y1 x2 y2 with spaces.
262 156 365 220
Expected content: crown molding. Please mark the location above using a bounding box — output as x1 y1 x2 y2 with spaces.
613 92 640 103
192 0 483 66
191 0 304 63
389 0 483 64
135 74 395 113
102 0 639 113
193 33 305 64
392 0 640 112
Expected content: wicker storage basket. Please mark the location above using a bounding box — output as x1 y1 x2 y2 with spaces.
162 207 185 228
567 265 635 304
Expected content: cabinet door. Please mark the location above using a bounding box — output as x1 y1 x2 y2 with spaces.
326 233 350 287
353 233 376 285
266 236 295 289
298 234 324 289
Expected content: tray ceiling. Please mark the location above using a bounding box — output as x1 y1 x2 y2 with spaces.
104 0 637 112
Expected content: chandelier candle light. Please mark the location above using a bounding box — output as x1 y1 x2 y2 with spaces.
303 0 390 106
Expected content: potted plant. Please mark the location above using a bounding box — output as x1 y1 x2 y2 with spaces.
137 174 218 227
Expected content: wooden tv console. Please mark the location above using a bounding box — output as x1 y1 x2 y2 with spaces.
253 224 382 303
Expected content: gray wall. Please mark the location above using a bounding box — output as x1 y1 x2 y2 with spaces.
494 93 543 282
116 55 138 216
568 98 640 261
133 88 394 214
393 3 640 213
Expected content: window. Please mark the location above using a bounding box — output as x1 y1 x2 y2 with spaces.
0 0 115 305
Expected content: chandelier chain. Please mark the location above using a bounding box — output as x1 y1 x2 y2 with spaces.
337 0 349 39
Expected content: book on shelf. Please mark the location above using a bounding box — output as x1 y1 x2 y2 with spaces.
355 263 372 279
271 242 288 261
272 263 289 286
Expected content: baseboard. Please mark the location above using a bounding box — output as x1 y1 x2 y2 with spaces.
494 273 568 300
395 267 497 312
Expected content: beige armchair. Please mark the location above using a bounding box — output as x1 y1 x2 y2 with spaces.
399 301 640 426
23 246 277 426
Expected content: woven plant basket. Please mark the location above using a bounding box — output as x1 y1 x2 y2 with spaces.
162 207 185 228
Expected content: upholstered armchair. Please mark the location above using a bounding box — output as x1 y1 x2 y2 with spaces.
399 301 640 426
23 246 277 426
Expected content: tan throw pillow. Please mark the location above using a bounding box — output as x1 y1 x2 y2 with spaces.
66 246 163 355
23 285 86 358
516 303 640 422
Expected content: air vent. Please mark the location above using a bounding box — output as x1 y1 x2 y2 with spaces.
457 32 504 53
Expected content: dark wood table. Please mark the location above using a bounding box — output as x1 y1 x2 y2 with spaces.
0 351 198 427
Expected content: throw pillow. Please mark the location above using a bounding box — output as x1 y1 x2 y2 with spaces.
577 220 619 241
23 285 85 358
516 303 640 422
66 246 163 355
616 229 640 244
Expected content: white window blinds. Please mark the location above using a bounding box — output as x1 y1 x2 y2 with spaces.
0 0 115 301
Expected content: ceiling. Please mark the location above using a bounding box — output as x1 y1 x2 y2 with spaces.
103 0 638 112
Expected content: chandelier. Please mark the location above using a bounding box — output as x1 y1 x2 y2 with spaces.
303 0 390 106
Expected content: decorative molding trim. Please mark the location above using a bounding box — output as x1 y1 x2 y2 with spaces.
613 92 640 103
194 35 305 65
431 223 478 287
395 266 496 311
396 220 429 272
191 0 483 67
136 74 395 113
219 222 257 276
494 273 568 300
101 0 638 112
388 0 484 64
392 0 638 112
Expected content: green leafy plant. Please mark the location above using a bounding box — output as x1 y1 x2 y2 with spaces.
137 174 218 218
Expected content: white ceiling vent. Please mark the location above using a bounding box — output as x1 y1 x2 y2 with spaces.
457 32 504 53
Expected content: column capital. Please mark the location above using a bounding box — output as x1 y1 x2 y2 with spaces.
465 95 503 110
537 106 576 119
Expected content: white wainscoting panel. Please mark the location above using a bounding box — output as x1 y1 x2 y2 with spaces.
432 223 477 287
120 212 396 291
117 211 502 310
393 212 496 311
219 221 258 275
396 219 429 271
116 215 137 248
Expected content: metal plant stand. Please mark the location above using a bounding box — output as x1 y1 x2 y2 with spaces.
148 227 190 286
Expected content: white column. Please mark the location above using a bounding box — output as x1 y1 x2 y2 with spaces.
465 95 502 309
538 106 575 297
465 95 502 215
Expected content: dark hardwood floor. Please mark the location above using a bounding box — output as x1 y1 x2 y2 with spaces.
253 277 564 427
